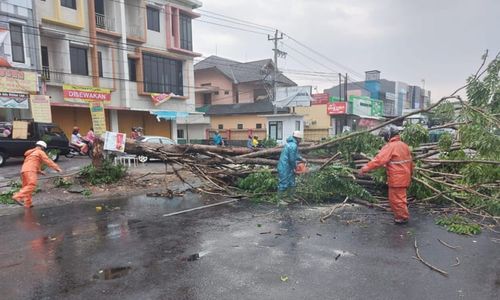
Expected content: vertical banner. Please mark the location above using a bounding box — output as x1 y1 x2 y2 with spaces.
30 95 52 123
89 102 107 135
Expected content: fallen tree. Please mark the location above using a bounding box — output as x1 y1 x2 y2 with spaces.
103 51 499 229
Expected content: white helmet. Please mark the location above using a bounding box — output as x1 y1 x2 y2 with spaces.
36 141 47 149
292 131 303 139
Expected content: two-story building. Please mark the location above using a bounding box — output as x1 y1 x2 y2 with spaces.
0 0 40 121
36 0 202 139
194 55 296 143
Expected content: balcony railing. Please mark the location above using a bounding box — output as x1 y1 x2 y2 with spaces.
95 13 116 32
41 67 65 83
127 24 144 38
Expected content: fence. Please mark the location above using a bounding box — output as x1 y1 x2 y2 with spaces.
304 128 330 142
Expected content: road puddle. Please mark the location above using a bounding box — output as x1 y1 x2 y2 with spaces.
94 266 132 280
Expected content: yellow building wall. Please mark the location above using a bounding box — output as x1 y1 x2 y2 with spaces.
117 110 171 138
295 104 331 129
210 115 268 130
52 106 111 139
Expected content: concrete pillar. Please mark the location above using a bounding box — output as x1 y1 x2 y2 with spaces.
171 119 178 142
110 110 119 132
118 0 131 108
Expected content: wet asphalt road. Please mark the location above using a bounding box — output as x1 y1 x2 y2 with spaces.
0 156 90 182
0 194 498 300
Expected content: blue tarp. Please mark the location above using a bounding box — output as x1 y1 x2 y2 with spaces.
150 111 189 120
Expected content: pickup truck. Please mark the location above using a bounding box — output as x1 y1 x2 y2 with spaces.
0 122 71 167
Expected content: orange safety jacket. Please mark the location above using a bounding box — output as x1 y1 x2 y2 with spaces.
361 136 414 188
21 148 59 173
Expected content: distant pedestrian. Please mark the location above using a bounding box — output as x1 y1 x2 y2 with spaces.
359 125 414 224
277 131 305 195
247 135 253 149
252 136 259 148
13 141 62 208
213 131 224 146
130 127 139 139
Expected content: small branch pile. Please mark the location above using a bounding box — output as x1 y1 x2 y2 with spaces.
117 51 499 225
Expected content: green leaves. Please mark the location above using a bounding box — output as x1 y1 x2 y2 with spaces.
436 215 481 235
79 159 127 185
401 124 429 148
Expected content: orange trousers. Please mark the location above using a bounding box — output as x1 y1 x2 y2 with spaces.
13 172 38 208
388 187 409 220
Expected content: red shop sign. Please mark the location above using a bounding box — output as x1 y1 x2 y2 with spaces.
327 102 347 115
311 93 329 105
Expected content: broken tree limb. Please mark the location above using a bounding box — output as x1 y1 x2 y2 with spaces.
437 239 461 250
414 238 449 277
319 152 342 171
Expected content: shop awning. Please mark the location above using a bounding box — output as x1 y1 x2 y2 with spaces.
150 110 189 120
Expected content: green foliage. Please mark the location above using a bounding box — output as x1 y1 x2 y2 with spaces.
260 138 278 148
334 132 384 161
400 124 429 148
80 159 127 185
432 101 455 124
437 132 453 152
237 169 278 202
297 165 374 202
237 169 277 194
82 189 92 197
53 177 72 188
436 215 481 235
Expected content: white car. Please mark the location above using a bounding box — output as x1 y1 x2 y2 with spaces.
136 135 176 163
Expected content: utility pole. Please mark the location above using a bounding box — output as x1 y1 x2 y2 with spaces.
268 30 284 114
338 73 342 101
344 73 348 102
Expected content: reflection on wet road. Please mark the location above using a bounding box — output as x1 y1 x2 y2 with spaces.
0 193 498 300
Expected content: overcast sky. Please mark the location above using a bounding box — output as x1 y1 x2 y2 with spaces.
192 0 500 101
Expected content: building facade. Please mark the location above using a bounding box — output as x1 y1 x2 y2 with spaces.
0 0 40 121
194 55 296 143
34 0 201 140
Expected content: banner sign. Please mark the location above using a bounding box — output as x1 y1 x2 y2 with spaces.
371 99 384 117
0 68 38 93
30 95 52 122
151 93 174 106
0 92 29 109
274 86 312 108
63 84 111 103
349 96 384 118
311 93 329 105
327 102 347 115
89 102 106 135
103 131 126 152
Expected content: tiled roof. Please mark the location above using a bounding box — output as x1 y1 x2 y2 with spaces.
205 101 289 115
195 55 296 86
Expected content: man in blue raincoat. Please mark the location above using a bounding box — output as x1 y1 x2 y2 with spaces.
213 131 224 146
278 131 305 193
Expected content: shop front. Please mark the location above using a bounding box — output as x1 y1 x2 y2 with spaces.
0 68 38 121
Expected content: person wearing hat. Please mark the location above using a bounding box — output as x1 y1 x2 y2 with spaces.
12 141 62 208
359 125 414 224
277 131 306 195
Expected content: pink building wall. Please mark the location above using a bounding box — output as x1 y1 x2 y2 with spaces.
195 69 235 106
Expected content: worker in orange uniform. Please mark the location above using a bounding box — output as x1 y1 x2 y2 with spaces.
13 141 62 208
359 125 414 224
